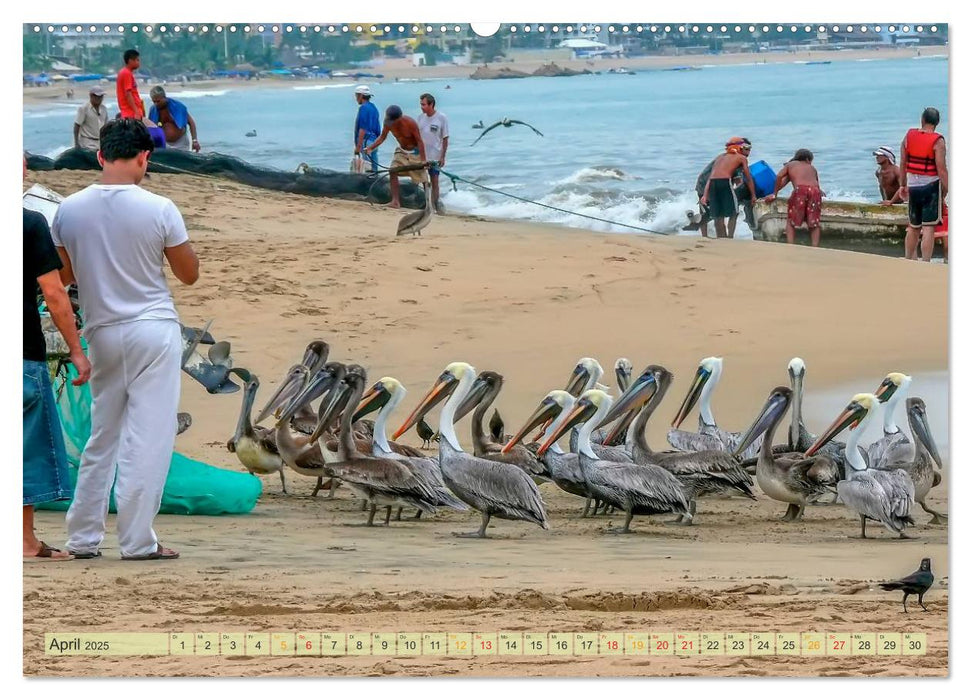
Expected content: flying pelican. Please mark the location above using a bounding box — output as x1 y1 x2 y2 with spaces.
453 370 548 482
537 389 690 534
225 368 287 493
392 362 549 538
471 118 544 146
503 390 603 517
312 367 441 526
668 357 760 459
353 376 468 519
599 365 757 524
396 182 434 236
874 398 945 524
866 372 913 469
732 386 840 521
805 394 915 539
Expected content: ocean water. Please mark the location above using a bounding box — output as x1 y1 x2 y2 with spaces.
23 56 948 237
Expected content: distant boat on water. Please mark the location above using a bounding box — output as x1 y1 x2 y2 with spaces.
805 60 832 65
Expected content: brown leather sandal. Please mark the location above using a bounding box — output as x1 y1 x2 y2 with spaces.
122 544 180 561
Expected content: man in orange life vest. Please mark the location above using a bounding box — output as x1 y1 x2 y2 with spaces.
897 107 948 262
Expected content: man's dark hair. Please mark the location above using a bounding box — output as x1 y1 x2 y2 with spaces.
921 107 940 126
791 148 814 163
420 93 436 107
99 118 155 161
123 49 140 64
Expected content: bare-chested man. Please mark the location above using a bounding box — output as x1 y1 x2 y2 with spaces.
873 146 902 203
364 105 427 208
763 149 823 247
700 137 756 239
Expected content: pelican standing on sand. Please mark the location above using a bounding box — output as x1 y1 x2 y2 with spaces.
732 386 840 521
563 358 628 461
600 365 757 524
867 372 914 469
537 389 690 534
396 183 434 236
226 368 287 493
313 367 441 526
393 362 549 538
805 394 915 538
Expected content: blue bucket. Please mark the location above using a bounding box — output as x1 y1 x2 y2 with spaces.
749 160 776 198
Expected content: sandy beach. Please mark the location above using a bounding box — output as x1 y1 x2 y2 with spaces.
22 169 948 677
22 45 947 107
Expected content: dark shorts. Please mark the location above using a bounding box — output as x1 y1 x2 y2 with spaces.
23 359 72 506
707 178 737 219
908 181 942 227
787 185 822 229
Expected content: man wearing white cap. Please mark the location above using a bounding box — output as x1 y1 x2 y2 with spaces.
873 146 902 204
73 86 108 151
353 85 380 174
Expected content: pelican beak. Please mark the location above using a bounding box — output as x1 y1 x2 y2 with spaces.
454 374 489 423
392 370 458 441
733 390 789 457
564 364 589 397
804 400 867 457
531 417 554 442
277 364 342 426
603 407 637 446
537 397 596 456
353 382 389 423
874 377 898 403
503 397 561 454
257 365 306 424
597 371 657 428
909 400 942 469
310 377 351 443
671 366 711 429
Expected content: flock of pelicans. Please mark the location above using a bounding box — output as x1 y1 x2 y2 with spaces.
225 341 946 539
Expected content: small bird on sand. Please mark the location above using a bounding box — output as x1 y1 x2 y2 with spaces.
417 417 436 449
471 118 544 146
879 558 934 612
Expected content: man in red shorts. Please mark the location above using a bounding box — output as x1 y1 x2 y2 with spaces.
763 149 823 247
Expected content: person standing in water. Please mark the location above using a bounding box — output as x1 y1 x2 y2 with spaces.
700 137 756 238
764 149 824 247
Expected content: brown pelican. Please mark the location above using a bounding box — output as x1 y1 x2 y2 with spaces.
226 368 287 493
600 365 757 524
396 182 434 236
874 398 945 524
255 340 329 432
733 387 840 521
668 357 760 459
538 389 690 534
471 118 544 146
562 358 628 461
866 373 913 469
352 376 468 519
805 394 915 538
454 370 549 482
503 390 602 517
312 367 441 526
392 362 549 538
271 363 344 497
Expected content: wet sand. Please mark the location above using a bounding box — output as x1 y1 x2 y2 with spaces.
23 170 948 677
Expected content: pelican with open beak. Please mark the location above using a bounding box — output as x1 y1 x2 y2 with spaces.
805 394 915 539
732 386 839 521
538 388 689 534
393 362 548 538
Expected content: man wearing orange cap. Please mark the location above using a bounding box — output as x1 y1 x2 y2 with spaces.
700 137 756 238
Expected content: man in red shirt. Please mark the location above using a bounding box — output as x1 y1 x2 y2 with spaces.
117 49 145 121
897 107 948 262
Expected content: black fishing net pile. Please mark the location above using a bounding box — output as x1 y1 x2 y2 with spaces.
25 148 426 209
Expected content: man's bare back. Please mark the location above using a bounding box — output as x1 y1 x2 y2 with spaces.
781 160 820 188
710 152 749 179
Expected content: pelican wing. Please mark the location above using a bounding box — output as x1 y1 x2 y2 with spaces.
397 455 468 510
590 461 689 513
508 119 544 136
445 454 548 526
334 457 440 509
868 432 913 471
470 121 504 146
390 441 425 458
838 473 894 523
781 453 840 493
254 427 281 457
667 428 725 453
481 444 550 480
869 468 915 518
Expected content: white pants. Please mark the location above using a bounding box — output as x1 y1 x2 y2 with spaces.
66 319 182 558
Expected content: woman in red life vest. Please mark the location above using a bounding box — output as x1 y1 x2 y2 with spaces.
897 107 948 262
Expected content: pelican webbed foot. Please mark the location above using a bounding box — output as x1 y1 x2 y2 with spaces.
920 501 948 525
311 477 323 497
279 471 288 495
780 504 804 521
453 512 491 538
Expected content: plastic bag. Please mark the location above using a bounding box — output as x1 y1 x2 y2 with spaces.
350 154 366 174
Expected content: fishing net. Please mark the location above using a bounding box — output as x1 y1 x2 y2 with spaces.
26 147 426 208
37 339 263 516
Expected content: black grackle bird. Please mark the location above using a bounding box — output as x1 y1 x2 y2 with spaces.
416 417 436 449
879 558 934 612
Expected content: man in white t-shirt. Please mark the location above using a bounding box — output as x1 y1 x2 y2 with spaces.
51 118 200 561
417 93 449 213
